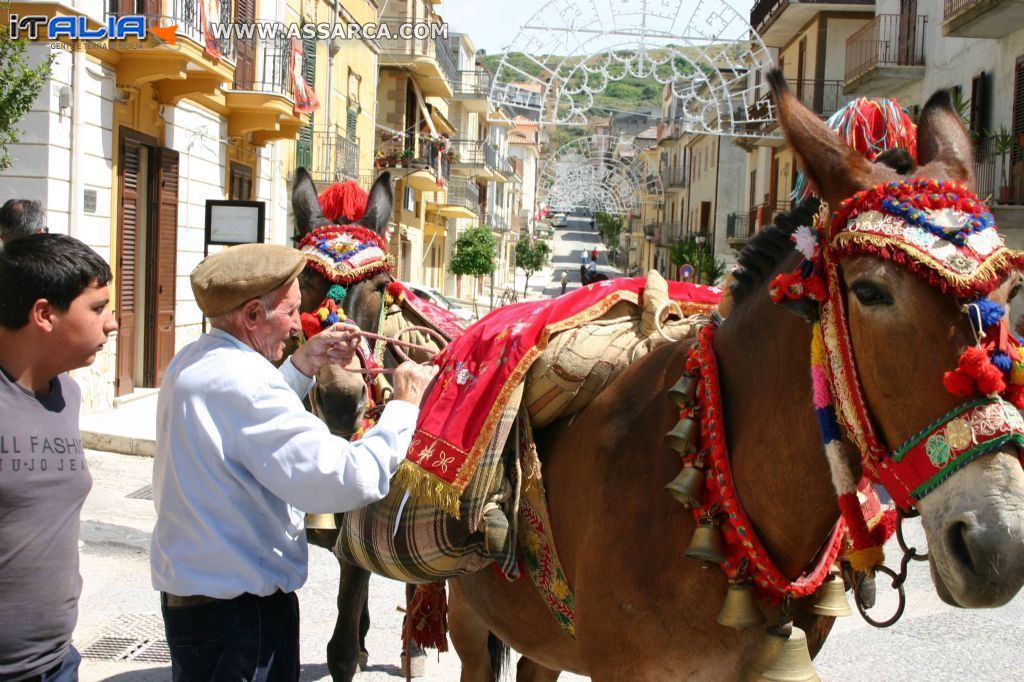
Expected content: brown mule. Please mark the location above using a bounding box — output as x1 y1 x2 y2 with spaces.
445 72 1024 679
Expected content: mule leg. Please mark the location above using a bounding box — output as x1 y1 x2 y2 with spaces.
326 558 371 681
403 583 427 678
449 582 498 682
517 658 561 681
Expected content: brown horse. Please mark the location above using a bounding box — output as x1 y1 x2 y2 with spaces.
444 73 1024 680
290 168 447 680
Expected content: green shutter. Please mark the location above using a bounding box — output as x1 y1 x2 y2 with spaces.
296 28 316 169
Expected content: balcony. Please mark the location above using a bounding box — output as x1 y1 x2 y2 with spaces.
374 132 452 192
298 125 360 186
104 0 235 96
748 200 792 234
845 14 927 96
485 212 511 232
224 38 307 145
660 223 684 246
726 213 752 247
943 0 1024 38
378 16 456 97
750 0 875 47
661 164 688 189
437 177 480 220
644 224 657 241
450 139 507 181
453 70 491 113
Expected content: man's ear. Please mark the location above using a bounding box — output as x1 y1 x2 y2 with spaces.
239 298 265 330
30 299 55 332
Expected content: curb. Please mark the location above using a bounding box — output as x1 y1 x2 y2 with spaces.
82 431 155 458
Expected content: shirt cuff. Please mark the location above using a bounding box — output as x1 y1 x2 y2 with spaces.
280 356 316 398
375 400 420 432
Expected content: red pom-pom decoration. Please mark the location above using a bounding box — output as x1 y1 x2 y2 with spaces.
943 369 975 397
318 181 368 224
300 312 322 340
1006 384 1024 409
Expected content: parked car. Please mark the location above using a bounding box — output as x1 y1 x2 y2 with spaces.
405 284 475 323
551 212 568 227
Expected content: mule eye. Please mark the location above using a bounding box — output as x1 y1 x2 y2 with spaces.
850 280 893 307
1009 284 1022 301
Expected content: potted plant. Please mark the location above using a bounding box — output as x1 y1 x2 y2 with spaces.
988 125 1015 203
445 149 460 163
399 148 414 168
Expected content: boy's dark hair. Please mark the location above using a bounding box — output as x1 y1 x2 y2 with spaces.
0 233 112 330
0 199 46 243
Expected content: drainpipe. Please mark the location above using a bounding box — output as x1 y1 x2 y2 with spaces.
69 46 86 239
712 136 721 260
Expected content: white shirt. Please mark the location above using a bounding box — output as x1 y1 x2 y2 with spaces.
150 328 418 598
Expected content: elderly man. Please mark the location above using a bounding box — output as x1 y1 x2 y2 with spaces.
151 243 435 681
0 199 47 247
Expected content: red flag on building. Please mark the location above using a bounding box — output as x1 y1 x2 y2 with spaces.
291 38 320 114
199 0 222 60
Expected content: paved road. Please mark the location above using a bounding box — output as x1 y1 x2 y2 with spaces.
75 449 1024 680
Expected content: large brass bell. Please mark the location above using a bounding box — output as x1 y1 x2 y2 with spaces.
745 623 820 682
668 372 699 407
812 574 852 617
665 411 700 455
717 580 766 630
665 463 705 508
685 515 725 564
305 513 337 530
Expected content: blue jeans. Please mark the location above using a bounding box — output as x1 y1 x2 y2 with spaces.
161 591 300 682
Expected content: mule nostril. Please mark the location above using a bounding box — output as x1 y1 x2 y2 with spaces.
947 520 975 574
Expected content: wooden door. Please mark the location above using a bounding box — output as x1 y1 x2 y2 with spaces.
149 148 179 387
116 137 142 396
233 0 256 88
898 0 918 65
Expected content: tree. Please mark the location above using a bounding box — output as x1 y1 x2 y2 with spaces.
450 225 498 277
670 236 727 286
0 18 53 172
594 210 625 259
514 236 551 297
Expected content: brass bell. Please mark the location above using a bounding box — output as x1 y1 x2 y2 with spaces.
745 623 820 682
685 516 725 564
717 580 765 630
665 464 705 508
812 574 852 617
305 513 337 530
668 373 699 407
665 415 699 455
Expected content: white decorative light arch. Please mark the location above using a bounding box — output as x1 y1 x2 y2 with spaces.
537 135 663 216
488 0 775 138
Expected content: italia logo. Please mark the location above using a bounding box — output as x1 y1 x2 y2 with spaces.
9 14 178 44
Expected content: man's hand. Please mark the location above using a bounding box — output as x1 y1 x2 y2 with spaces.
392 362 439 406
292 323 361 377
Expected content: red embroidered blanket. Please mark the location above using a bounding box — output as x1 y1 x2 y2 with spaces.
393 277 722 516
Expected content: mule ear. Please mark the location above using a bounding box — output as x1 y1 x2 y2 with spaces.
767 69 894 208
358 171 394 237
292 167 331 243
915 89 975 189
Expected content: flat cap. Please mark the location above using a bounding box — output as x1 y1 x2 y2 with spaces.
191 243 305 317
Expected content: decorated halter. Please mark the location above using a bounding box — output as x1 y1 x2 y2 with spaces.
771 178 1024 516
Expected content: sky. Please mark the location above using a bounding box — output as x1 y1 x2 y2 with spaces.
429 0 756 55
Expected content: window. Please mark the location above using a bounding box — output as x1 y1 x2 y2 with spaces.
229 163 253 201
348 68 361 109
970 72 988 138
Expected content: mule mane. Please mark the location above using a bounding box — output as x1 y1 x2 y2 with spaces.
729 198 821 308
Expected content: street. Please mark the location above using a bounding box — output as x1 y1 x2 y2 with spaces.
75 449 1024 681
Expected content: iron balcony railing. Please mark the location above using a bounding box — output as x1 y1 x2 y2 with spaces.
232 38 292 96
451 139 507 172
661 164 688 188
751 0 873 33
793 79 857 118
446 176 479 214
748 200 792 232
485 212 509 231
944 0 983 20
846 14 927 84
378 16 457 89
109 0 235 61
297 126 359 184
727 213 751 241
374 132 452 183
659 223 684 246
455 69 491 97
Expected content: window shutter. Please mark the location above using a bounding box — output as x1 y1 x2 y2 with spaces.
116 138 141 396
152 148 179 386
296 30 316 167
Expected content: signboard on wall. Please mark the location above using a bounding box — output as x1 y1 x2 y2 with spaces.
204 200 266 246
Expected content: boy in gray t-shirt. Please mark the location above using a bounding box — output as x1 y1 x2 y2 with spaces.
0 234 116 681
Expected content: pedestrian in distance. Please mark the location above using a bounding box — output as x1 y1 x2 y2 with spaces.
0 198 48 248
560 270 568 295
151 243 437 682
0 233 118 681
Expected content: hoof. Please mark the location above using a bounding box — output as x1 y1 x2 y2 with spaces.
357 650 369 671
401 650 427 678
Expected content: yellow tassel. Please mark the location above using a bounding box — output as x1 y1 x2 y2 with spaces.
317 307 329 322
1011 357 1024 385
848 545 885 572
391 460 462 519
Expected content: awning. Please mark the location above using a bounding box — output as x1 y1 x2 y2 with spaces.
431 109 457 136
438 206 477 220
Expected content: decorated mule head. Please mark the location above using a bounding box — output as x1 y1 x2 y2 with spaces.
768 70 1024 608
291 167 397 436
